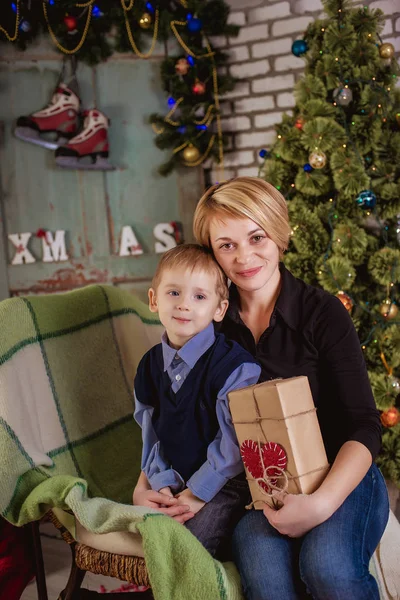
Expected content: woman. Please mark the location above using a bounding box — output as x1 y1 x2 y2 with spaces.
193 176 389 600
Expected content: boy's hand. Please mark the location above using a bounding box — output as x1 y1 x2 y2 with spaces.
133 485 173 509
176 488 206 516
133 487 194 524
158 486 174 507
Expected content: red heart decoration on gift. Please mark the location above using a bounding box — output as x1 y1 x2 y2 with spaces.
240 439 288 492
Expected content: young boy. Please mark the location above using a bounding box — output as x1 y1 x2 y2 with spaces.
133 244 261 558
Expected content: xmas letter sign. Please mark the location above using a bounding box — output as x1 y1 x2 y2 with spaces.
8 222 183 265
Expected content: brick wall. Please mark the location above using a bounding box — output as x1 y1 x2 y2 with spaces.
206 0 400 183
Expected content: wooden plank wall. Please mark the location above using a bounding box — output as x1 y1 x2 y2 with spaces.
0 38 204 300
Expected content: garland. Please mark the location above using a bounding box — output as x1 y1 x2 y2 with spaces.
0 0 239 176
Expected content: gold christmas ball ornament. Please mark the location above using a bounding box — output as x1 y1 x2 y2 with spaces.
396 112 400 126
139 12 152 29
379 43 395 59
379 298 399 319
182 144 200 163
309 150 327 169
381 406 400 428
336 290 353 312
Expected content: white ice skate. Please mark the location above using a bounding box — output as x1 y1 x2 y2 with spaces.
55 108 115 171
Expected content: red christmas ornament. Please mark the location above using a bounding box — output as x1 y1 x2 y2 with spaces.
192 79 206 95
64 15 78 33
36 228 47 238
294 116 305 130
240 439 287 493
381 407 400 428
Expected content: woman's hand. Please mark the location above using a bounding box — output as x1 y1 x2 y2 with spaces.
263 492 334 538
263 442 372 538
133 479 194 524
176 488 206 516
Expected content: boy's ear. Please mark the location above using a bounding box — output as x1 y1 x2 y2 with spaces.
148 288 158 313
213 299 229 323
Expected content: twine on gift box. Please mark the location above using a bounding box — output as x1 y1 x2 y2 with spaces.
245 463 329 510
232 408 318 424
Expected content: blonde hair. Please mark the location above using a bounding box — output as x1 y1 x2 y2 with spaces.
193 177 291 256
152 244 229 301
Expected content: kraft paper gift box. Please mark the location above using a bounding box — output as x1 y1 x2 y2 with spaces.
228 376 330 509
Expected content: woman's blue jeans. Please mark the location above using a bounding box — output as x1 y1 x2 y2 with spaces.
232 464 389 600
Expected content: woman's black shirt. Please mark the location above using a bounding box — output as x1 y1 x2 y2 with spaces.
220 263 381 463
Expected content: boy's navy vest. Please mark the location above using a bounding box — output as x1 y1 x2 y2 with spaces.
134 332 258 482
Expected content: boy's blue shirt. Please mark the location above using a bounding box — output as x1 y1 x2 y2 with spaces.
134 322 261 502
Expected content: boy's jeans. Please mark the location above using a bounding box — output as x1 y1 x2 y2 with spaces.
185 472 251 559
232 463 389 600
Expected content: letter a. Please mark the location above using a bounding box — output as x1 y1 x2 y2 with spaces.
119 226 144 256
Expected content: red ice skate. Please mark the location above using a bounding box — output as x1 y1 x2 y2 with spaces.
55 108 115 170
14 83 80 150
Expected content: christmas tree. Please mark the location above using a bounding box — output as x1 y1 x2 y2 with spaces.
259 0 400 487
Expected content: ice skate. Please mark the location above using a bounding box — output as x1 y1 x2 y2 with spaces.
55 108 115 171
14 83 80 150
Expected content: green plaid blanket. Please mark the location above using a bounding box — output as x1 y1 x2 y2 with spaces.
0 284 243 600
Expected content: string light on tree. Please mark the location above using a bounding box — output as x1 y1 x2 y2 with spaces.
92 5 103 18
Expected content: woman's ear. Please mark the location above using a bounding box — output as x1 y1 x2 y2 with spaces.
148 288 158 313
213 299 229 323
